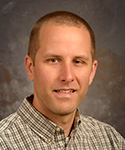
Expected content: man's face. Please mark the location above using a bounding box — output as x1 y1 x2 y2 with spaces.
26 23 97 117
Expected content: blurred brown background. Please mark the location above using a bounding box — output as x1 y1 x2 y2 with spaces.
0 0 125 137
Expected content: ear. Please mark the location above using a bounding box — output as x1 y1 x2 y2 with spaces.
89 60 98 85
25 55 34 81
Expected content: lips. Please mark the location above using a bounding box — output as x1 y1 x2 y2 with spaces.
54 89 76 93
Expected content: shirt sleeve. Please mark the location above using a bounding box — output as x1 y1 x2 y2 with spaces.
106 125 125 150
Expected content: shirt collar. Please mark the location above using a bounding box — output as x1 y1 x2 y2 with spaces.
17 95 81 140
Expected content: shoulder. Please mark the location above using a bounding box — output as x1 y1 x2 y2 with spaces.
0 112 23 140
0 112 19 132
80 115 120 135
0 113 21 149
80 115 114 129
79 115 125 146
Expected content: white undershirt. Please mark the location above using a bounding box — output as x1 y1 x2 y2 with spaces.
66 137 69 143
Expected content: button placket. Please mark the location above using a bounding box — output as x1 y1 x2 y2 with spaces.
56 126 61 132
55 126 68 149
47 138 52 143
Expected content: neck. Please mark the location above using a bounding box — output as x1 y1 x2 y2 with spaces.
33 99 76 137
43 110 76 137
51 111 76 137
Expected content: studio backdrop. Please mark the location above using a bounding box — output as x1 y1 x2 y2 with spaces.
0 0 125 137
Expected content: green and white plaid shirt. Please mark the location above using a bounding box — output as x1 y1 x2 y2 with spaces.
0 95 125 150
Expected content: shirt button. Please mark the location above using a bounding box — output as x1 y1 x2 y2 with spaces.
56 127 61 132
47 138 52 143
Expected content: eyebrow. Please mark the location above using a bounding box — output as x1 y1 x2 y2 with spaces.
74 55 89 61
42 54 62 59
42 53 89 61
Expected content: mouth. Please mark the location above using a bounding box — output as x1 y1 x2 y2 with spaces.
53 89 76 94
53 89 77 99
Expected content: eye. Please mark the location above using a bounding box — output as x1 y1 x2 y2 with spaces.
47 58 59 64
50 58 58 63
74 59 83 64
73 59 86 66
75 60 80 64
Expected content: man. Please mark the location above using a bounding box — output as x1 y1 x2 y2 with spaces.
0 11 124 149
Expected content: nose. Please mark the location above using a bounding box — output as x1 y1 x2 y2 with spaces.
59 63 75 83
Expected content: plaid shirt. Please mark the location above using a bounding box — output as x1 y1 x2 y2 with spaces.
0 95 125 150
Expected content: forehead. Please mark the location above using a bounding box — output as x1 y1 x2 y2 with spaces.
37 23 92 58
39 23 91 44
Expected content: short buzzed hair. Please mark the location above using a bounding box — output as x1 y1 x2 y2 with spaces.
28 11 96 64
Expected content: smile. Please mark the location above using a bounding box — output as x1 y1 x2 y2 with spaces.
54 89 76 93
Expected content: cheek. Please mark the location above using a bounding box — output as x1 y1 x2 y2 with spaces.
35 66 57 85
77 70 91 84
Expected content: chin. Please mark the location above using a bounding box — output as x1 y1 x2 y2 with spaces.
54 107 76 116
